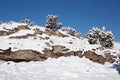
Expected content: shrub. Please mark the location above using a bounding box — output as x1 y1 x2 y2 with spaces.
62 27 76 36
20 19 35 27
45 15 62 31
86 27 114 48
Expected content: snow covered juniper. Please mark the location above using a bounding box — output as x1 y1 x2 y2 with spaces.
86 27 114 48
45 15 62 31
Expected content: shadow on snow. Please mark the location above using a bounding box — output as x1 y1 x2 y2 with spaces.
111 64 120 74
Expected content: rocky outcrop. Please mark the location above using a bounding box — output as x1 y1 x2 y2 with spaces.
52 45 66 53
45 29 56 36
56 31 68 37
0 49 45 62
105 53 116 63
0 47 116 64
83 51 116 64
34 28 44 35
0 31 14 36
9 34 35 39
84 51 106 64
42 48 52 59
0 25 29 36
45 29 68 37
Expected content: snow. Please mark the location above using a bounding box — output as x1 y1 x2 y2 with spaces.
0 22 101 53
0 36 50 53
9 30 35 37
58 29 70 36
0 22 27 31
49 36 100 52
0 56 119 80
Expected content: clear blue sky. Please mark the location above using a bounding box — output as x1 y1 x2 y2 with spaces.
0 0 120 41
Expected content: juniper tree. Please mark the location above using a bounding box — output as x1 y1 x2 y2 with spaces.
20 19 35 27
45 15 62 31
86 27 114 48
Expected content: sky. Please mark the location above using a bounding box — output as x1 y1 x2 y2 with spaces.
0 0 120 41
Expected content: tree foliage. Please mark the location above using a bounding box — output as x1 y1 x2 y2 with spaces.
20 19 35 27
62 27 82 38
45 15 62 31
62 27 76 36
86 27 114 48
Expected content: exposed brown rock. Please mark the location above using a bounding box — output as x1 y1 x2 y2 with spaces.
10 50 44 61
74 51 83 57
42 48 52 58
9 34 35 39
0 31 8 36
64 51 75 57
105 53 116 63
0 49 45 62
45 29 56 36
0 25 29 36
34 28 43 35
45 28 68 37
56 31 68 37
0 46 117 64
45 42 51 47
84 51 106 64
52 45 65 53
17 25 30 30
98 56 106 64
39 36 45 40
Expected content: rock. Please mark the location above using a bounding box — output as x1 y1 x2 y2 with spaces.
64 51 75 57
84 51 106 64
45 29 56 36
17 25 30 30
35 28 43 35
0 31 8 36
9 34 35 39
105 53 116 63
56 31 68 37
0 49 45 62
45 29 68 37
45 42 51 47
52 45 65 53
98 55 106 64
43 48 52 58
74 51 83 57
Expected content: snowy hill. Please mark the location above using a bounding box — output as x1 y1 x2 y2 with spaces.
0 21 120 80
0 57 120 80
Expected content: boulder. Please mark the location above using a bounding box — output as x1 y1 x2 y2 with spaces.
52 45 65 53
45 29 56 36
0 31 8 36
0 49 45 62
35 28 43 35
105 53 116 63
42 48 52 58
74 51 83 57
84 51 106 64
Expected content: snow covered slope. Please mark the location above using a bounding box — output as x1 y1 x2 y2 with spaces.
0 56 120 80
0 21 120 80
0 21 101 53
0 21 119 55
